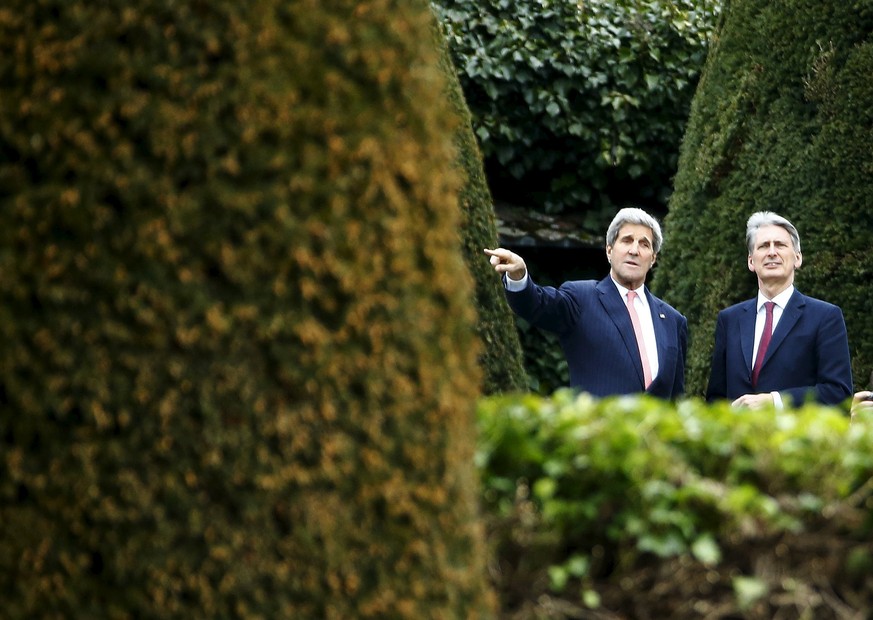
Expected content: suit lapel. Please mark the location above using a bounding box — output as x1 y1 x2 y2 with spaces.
645 289 666 366
596 277 644 386
740 300 757 375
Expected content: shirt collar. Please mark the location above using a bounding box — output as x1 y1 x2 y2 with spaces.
757 285 794 312
611 278 647 304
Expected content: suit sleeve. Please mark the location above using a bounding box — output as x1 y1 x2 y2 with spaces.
505 278 581 334
780 306 853 406
706 314 727 402
674 313 688 397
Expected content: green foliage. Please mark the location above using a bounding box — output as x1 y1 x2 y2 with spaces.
432 0 720 228
477 391 873 617
516 319 570 394
0 0 494 617
653 0 873 395
433 19 529 394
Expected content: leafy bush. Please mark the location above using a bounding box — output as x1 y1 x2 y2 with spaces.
478 391 873 618
432 0 720 228
515 318 570 394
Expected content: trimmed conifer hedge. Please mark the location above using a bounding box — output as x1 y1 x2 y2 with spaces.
652 0 873 395
433 19 529 395
0 1 494 617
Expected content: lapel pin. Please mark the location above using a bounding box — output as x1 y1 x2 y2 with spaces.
659 313 665 319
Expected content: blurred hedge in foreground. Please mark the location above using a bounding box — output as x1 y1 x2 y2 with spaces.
478 391 873 618
0 0 493 617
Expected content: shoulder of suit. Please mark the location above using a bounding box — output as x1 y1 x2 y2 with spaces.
793 290 842 312
562 279 602 293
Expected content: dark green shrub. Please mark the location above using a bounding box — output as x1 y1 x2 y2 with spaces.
478 391 873 617
0 1 494 617
653 0 873 395
515 319 570 394
434 19 529 395
432 0 720 228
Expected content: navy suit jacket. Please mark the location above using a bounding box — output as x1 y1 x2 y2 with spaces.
506 275 687 399
706 290 852 406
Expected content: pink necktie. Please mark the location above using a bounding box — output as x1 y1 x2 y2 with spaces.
626 291 652 389
751 301 775 389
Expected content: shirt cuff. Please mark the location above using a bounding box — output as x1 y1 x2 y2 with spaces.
771 391 784 409
504 272 529 292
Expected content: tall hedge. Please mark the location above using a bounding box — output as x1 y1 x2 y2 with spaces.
653 0 873 395
433 20 528 395
0 1 494 617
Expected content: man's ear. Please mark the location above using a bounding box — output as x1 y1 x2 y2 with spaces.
606 245 613 263
747 255 755 272
795 252 803 270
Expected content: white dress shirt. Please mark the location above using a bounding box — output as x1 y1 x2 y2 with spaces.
754 286 794 407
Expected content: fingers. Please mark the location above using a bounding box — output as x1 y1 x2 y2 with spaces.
484 247 527 281
852 391 872 406
484 247 510 263
731 393 772 409
852 396 873 423
484 247 517 270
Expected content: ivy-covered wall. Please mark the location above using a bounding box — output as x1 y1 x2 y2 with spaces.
0 1 494 617
653 0 873 395
433 0 720 229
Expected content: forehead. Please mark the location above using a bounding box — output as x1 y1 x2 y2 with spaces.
616 223 654 242
753 224 793 247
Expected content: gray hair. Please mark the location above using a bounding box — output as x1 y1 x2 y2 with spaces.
606 207 663 254
746 211 801 254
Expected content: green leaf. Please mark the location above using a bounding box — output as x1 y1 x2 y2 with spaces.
566 554 590 577
733 576 768 610
582 589 601 608
533 476 557 500
548 565 569 592
691 535 721 566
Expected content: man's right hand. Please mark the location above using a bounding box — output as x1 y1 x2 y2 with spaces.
484 248 527 281
851 391 873 422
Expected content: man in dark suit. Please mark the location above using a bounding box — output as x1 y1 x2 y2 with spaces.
706 211 852 408
485 207 687 398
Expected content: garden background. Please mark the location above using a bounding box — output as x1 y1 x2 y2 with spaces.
2 0 873 618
